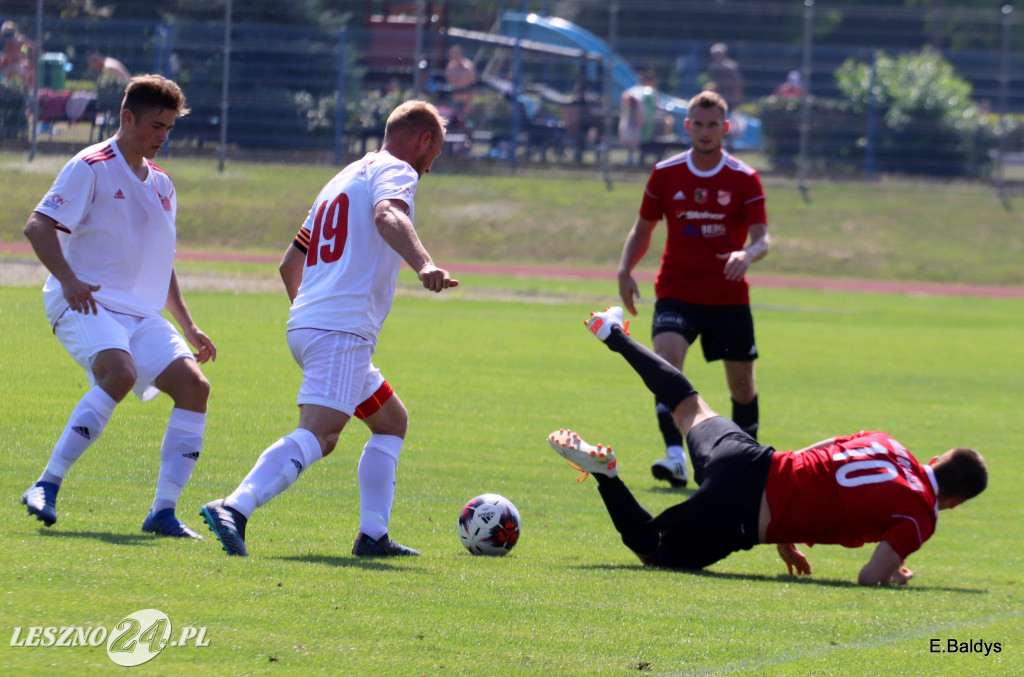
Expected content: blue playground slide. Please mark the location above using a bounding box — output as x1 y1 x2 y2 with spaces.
498 12 761 151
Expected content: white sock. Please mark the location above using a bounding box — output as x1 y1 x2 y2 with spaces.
226 428 322 519
40 386 117 485
152 408 207 514
358 434 404 540
666 445 686 461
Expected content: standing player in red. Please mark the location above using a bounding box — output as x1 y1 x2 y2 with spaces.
549 307 987 584
617 90 770 488
201 101 457 557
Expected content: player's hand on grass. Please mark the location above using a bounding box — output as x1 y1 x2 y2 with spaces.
717 249 752 282
417 264 459 293
617 270 640 316
777 543 812 576
63 278 101 315
184 325 217 364
889 566 914 585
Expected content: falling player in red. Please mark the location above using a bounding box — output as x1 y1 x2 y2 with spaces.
549 307 987 585
617 90 770 489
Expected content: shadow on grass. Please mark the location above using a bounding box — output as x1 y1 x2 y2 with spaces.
276 553 422 572
642 486 697 498
36 529 158 547
576 563 986 594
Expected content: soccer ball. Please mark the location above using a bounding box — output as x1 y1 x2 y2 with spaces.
457 493 521 556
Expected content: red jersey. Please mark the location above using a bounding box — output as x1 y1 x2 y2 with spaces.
639 150 767 305
765 431 939 560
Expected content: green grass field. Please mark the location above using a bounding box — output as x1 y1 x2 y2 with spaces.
1 276 1021 675
3 151 1024 286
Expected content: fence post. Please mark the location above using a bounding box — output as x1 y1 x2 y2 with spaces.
865 53 877 179
602 0 618 190
509 0 527 169
28 0 43 162
797 0 814 200
334 29 347 166
217 0 233 173
412 0 425 95
997 4 1013 199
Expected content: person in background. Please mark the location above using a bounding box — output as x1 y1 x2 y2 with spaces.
707 42 743 112
774 71 804 99
0 20 35 89
617 90 770 488
89 51 131 84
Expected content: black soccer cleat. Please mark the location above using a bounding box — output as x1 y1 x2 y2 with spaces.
200 499 248 556
351 532 420 557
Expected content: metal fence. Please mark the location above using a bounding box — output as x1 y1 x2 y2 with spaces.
0 1 1020 184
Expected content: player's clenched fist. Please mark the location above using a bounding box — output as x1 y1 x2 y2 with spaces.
417 264 459 293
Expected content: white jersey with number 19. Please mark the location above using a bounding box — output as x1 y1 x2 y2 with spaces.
287 150 419 343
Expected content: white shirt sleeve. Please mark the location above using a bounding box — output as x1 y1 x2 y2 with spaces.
371 162 418 211
34 159 96 233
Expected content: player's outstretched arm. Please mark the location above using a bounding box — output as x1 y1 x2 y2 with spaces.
857 540 905 586
374 199 458 293
777 543 812 576
617 217 657 316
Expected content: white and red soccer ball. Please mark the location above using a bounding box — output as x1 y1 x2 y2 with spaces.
457 493 521 556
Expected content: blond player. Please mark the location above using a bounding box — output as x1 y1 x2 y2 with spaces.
202 100 456 557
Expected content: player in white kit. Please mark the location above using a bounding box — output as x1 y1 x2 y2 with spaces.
202 100 457 557
20 75 215 539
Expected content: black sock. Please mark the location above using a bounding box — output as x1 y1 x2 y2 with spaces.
656 400 684 448
732 395 759 440
594 474 660 554
605 328 697 411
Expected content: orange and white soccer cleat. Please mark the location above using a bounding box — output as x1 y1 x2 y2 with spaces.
584 306 629 342
547 429 618 482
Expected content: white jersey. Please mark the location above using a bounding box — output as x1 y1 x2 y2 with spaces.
35 138 178 326
287 150 419 343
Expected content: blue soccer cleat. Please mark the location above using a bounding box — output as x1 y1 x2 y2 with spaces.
200 500 248 556
142 508 204 539
21 481 59 527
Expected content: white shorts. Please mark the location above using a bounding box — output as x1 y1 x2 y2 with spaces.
287 328 391 417
54 305 193 402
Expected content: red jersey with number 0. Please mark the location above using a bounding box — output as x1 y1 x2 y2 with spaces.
765 431 939 560
639 150 766 305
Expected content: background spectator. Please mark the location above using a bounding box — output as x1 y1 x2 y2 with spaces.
707 42 743 111
0 20 35 89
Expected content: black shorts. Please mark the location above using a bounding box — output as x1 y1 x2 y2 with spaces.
651 298 758 363
647 416 774 570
